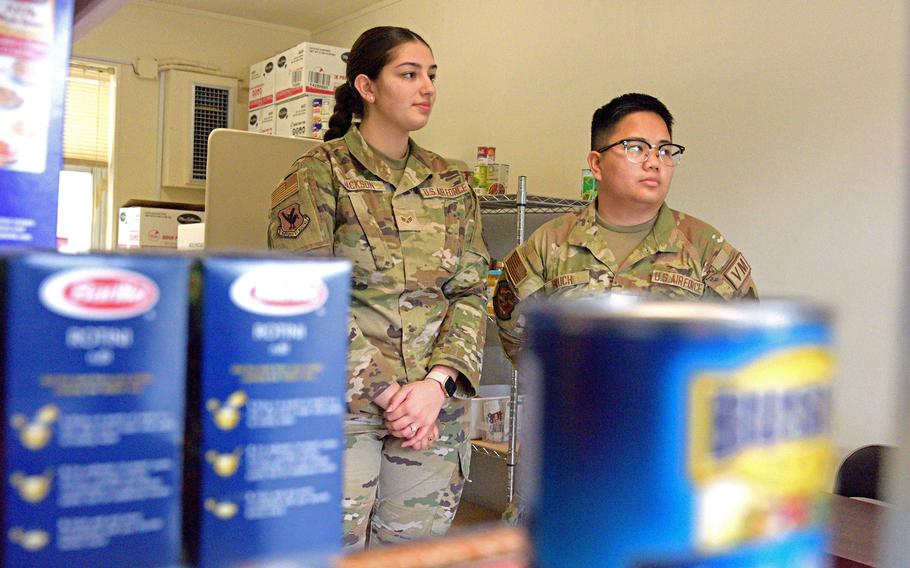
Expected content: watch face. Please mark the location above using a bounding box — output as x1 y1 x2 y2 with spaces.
444 377 456 397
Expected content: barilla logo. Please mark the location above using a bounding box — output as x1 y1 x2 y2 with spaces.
229 267 328 316
39 268 160 320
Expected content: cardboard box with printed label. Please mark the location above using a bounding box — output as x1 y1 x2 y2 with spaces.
177 222 205 251
274 42 347 103
248 57 276 111
117 200 205 249
276 95 335 140
248 105 275 136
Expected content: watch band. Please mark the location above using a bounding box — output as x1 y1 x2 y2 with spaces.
426 370 456 397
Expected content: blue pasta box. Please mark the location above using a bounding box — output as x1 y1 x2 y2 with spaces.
2 252 191 567
187 257 350 568
0 0 75 248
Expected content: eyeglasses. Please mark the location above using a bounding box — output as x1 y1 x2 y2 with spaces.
596 139 686 167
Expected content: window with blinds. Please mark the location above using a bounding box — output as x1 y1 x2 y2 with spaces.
63 64 115 167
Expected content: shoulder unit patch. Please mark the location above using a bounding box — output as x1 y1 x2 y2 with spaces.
277 203 310 238
493 279 518 321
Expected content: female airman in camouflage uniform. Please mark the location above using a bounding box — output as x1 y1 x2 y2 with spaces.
267 27 488 549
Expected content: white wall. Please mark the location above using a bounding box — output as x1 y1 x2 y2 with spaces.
314 0 909 454
73 0 311 245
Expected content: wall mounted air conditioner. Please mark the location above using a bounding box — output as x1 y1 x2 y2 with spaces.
159 70 237 189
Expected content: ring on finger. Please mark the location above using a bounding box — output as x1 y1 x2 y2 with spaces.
410 425 417 434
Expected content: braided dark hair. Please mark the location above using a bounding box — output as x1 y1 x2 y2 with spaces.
324 26 431 142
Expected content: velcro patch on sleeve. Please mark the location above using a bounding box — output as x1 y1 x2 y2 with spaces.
504 249 529 286
271 174 299 208
276 203 310 238
341 178 386 191
722 253 752 290
493 279 518 321
651 270 705 296
419 183 471 199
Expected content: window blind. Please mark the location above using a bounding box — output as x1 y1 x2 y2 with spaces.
63 64 114 167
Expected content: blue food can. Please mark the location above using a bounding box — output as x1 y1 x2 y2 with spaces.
524 298 833 567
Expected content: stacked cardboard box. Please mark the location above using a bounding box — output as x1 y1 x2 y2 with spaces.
249 43 347 141
117 200 204 250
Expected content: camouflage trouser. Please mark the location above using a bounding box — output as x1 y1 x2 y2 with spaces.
342 401 470 550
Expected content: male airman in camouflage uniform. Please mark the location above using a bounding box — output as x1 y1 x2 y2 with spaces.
495 92 757 363
268 125 489 547
496 94 758 525
495 203 757 362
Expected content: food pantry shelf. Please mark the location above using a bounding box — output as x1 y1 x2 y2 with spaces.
478 194 588 214
471 439 509 460
475 180 586 505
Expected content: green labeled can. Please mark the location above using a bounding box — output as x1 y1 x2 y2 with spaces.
581 168 597 201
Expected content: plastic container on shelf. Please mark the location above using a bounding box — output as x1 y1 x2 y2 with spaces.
467 385 509 440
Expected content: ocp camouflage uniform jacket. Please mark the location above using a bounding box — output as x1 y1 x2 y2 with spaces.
494 201 758 363
268 126 490 416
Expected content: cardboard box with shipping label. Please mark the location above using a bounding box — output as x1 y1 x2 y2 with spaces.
118 200 204 250
275 42 347 103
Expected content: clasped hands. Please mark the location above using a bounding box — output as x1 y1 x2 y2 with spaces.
374 370 451 451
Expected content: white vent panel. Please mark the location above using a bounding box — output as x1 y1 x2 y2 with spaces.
160 70 237 189
192 85 231 181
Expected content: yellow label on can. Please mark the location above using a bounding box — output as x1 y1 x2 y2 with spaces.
687 346 835 550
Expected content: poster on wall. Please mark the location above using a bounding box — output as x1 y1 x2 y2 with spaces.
0 0 74 248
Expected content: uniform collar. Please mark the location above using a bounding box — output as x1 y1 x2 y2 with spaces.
567 201 618 267
567 201 681 268
344 125 433 192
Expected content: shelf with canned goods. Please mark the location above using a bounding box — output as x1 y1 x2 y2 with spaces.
473 177 582 504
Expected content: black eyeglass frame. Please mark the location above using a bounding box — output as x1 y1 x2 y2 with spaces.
596 138 686 166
